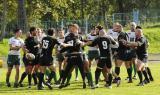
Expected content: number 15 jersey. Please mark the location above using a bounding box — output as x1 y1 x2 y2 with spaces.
41 36 60 56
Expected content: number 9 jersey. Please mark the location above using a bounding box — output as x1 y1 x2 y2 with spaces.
91 36 116 57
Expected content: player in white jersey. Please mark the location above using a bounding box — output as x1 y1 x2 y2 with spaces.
6 29 24 88
126 22 137 80
55 29 65 81
86 27 99 68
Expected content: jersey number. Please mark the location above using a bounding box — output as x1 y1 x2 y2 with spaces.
102 41 108 49
42 40 49 49
67 40 74 46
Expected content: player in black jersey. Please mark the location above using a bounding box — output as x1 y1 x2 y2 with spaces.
58 24 87 89
88 29 117 89
19 32 31 87
114 24 133 85
20 27 40 88
37 28 63 90
120 27 151 86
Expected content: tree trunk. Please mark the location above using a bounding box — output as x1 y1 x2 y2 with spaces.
17 0 27 32
0 0 7 41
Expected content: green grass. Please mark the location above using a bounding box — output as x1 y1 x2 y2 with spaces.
0 39 9 56
0 63 159 95
143 28 160 54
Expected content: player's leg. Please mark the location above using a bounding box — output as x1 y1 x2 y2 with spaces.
48 65 58 84
19 56 29 87
75 66 79 81
6 67 13 87
136 59 143 86
76 56 86 89
28 65 34 88
84 59 94 89
132 58 137 79
95 58 104 88
14 64 20 88
6 55 14 87
59 57 74 89
32 63 40 85
38 66 46 90
144 57 154 81
125 61 132 83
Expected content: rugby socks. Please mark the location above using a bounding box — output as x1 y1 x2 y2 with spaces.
142 70 150 82
6 71 11 83
137 71 143 83
38 72 44 87
133 64 137 76
75 67 78 79
127 68 132 81
19 72 27 84
86 72 93 85
95 68 101 84
146 67 153 81
66 73 72 84
45 69 50 78
115 67 120 76
48 71 57 83
28 74 32 86
32 73 37 85
108 74 113 86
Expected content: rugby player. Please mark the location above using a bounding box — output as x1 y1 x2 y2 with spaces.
6 28 24 88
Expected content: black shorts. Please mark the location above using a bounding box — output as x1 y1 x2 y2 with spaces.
67 54 83 65
22 56 32 66
138 56 148 63
130 49 136 58
56 53 64 62
117 50 132 61
39 55 53 66
7 55 20 67
88 50 99 60
97 57 112 69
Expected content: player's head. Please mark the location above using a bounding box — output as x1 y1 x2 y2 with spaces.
95 25 103 35
113 22 120 32
135 28 143 38
99 29 106 37
70 24 79 35
26 32 31 38
136 26 142 29
90 26 96 35
117 24 123 32
47 28 56 36
14 28 22 37
130 22 137 32
58 28 64 37
37 28 43 37
30 27 37 36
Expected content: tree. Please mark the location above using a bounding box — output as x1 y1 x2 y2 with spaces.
0 0 7 41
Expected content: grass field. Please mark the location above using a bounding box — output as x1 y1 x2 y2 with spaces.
0 63 160 95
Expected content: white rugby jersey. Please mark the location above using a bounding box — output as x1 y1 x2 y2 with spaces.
127 31 136 42
8 37 24 55
107 29 119 48
86 34 98 50
57 37 65 51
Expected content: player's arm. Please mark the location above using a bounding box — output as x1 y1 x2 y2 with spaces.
9 44 21 51
108 35 119 46
120 38 144 47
